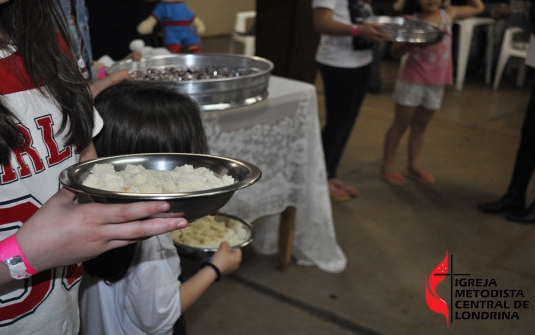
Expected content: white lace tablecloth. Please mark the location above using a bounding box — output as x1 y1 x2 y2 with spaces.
201 76 347 273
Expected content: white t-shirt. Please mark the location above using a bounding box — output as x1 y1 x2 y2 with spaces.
0 47 101 334
313 0 373 68
79 234 182 335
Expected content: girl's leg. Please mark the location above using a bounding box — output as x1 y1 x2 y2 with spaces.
382 103 418 177
407 106 436 181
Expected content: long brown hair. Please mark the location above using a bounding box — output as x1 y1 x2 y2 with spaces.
0 0 94 164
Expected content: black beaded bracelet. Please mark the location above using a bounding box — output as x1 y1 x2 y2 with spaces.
200 262 221 282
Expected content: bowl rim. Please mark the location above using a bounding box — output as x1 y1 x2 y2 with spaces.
172 212 255 252
106 53 275 83
59 153 262 199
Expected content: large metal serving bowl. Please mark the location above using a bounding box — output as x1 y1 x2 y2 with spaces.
106 53 274 111
366 16 442 44
59 153 262 222
172 213 254 262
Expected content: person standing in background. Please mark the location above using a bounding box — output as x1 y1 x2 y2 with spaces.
380 0 483 186
59 0 141 96
313 0 387 202
478 0 535 223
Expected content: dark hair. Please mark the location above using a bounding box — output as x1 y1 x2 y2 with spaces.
0 0 94 165
83 81 208 283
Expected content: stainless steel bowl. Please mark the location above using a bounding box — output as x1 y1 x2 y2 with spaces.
172 213 254 262
58 153 262 221
366 16 442 44
106 53 274 111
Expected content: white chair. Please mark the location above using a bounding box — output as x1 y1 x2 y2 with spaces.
492 26 529 89
228 11 256 57
454 17 496 90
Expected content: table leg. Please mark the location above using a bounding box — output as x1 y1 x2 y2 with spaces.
278 206 296 271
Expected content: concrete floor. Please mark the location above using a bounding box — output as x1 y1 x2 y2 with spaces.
182 37 535 334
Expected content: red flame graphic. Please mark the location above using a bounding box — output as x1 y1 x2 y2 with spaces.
425 251 449 327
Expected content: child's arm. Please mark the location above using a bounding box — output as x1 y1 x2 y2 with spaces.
178 242 241 313
90 70 131 97
446 0 484 22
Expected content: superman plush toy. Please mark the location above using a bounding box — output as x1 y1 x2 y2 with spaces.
137 0 205 54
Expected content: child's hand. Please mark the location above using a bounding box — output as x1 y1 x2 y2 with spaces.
358 22 389 43
123 51 143 61
210 241 242 276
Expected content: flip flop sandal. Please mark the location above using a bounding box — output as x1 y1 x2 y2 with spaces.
380 172 408 186
328 183 351 202
329 179 358 197
405 171 435 185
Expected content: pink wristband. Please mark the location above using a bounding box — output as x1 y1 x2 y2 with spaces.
98 67 107 80
352 25 359 37
0 235 38 276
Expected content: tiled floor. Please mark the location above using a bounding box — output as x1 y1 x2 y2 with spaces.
181 37 535 334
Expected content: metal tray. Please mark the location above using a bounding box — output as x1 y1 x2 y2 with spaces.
106 53 274 111
365 16 443 44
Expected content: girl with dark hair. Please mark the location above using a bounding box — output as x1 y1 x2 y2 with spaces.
478 0 535 223
0 1 188 333
79 81 242 335
379 0 483 185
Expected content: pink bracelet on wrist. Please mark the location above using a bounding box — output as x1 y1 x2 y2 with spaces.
0 234 38 279
352 25 359 37
98 67 107 80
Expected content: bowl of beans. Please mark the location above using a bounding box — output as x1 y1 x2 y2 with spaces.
105 53 274 111
58 153 262 221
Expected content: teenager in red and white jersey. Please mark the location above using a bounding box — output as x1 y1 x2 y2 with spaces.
0 0 188 333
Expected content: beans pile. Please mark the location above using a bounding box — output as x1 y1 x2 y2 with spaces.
129 66 257 81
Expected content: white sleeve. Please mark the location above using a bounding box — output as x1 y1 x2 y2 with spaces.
313 0 335 10
123 238 182 335
92 107 103 137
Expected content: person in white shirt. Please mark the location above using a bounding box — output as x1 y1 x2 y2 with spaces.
79 82 242 335
313 0 387 201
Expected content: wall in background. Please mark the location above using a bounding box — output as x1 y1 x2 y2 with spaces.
187 0 255 37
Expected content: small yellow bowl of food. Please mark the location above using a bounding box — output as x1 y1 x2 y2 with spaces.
171 213 254 261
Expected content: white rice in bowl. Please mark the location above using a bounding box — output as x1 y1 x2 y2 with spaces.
82 163 235 193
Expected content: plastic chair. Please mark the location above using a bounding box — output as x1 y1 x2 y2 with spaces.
454 17 496 90
228 11 256 57
492 26 529 89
